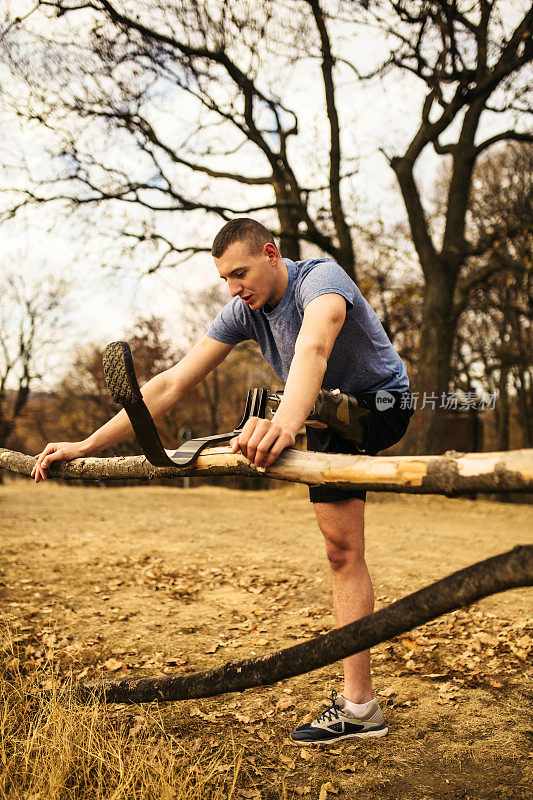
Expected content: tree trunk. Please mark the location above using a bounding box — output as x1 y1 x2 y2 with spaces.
273 183 301 261
516 369 533 448
498 365 511 451
402 265 456 454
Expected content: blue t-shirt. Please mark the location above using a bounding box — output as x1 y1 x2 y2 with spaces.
206 257 409 394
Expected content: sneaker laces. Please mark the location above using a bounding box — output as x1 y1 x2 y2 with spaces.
316 690 341 724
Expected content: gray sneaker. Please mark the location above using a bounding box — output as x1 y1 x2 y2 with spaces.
289 691 388 745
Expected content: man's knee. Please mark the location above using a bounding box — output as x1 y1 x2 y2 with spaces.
319 519 365 571
323 537 365 571
314 497 366 570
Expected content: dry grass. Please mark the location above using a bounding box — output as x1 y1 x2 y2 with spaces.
0 629 255 800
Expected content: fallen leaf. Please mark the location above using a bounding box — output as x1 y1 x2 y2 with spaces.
233 712 251 723
165 656 188 666
276 696 295 711
128 718 145 738
377 687 396 697
438 682 457 699
77 666 91 679
103 658 123 672
294 787 311 797
319 782 339 799
300 748 312 760
279 753 296 769
189 707 223 721
400 637 424 652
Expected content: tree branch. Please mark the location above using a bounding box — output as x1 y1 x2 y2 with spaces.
118 112 274 186
475 130 533 156
389 156 440 273
2 446 533 495
453 260 511 322
71 545 533 703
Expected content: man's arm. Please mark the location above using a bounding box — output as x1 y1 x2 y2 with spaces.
231 293 346 468
32 336 234 482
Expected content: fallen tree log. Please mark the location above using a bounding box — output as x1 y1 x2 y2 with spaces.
75 545 531 704
1 445 533 495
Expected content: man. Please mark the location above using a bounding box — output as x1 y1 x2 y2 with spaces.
32 218 413 745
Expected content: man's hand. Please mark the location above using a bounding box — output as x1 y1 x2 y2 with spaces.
31 441 91 483
230 417 296 469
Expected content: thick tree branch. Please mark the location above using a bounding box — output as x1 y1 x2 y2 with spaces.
2 446 533 495
73 545 532 703
389 157 439 274
0 183 289 221
441 94 488 263
473 7 533 101
453 260 513 323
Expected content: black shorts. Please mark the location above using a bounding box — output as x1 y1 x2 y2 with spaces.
306 391 414 503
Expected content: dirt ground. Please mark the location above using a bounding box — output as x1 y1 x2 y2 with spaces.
1 478 532 799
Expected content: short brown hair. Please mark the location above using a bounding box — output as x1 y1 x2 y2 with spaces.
211 218 276 258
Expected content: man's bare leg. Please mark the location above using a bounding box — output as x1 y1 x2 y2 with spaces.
313 497 374 703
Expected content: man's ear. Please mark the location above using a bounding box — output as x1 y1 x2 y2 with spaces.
264 242 279 263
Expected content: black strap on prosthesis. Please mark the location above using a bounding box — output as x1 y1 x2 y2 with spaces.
102 341 269 468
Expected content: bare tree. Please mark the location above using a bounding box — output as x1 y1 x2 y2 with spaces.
362 0 532 452
451 143 532 449
352 221 423 375
0 0 359 277
0 270 68 447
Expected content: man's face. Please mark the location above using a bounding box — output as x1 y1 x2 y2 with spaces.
214 240 281 310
